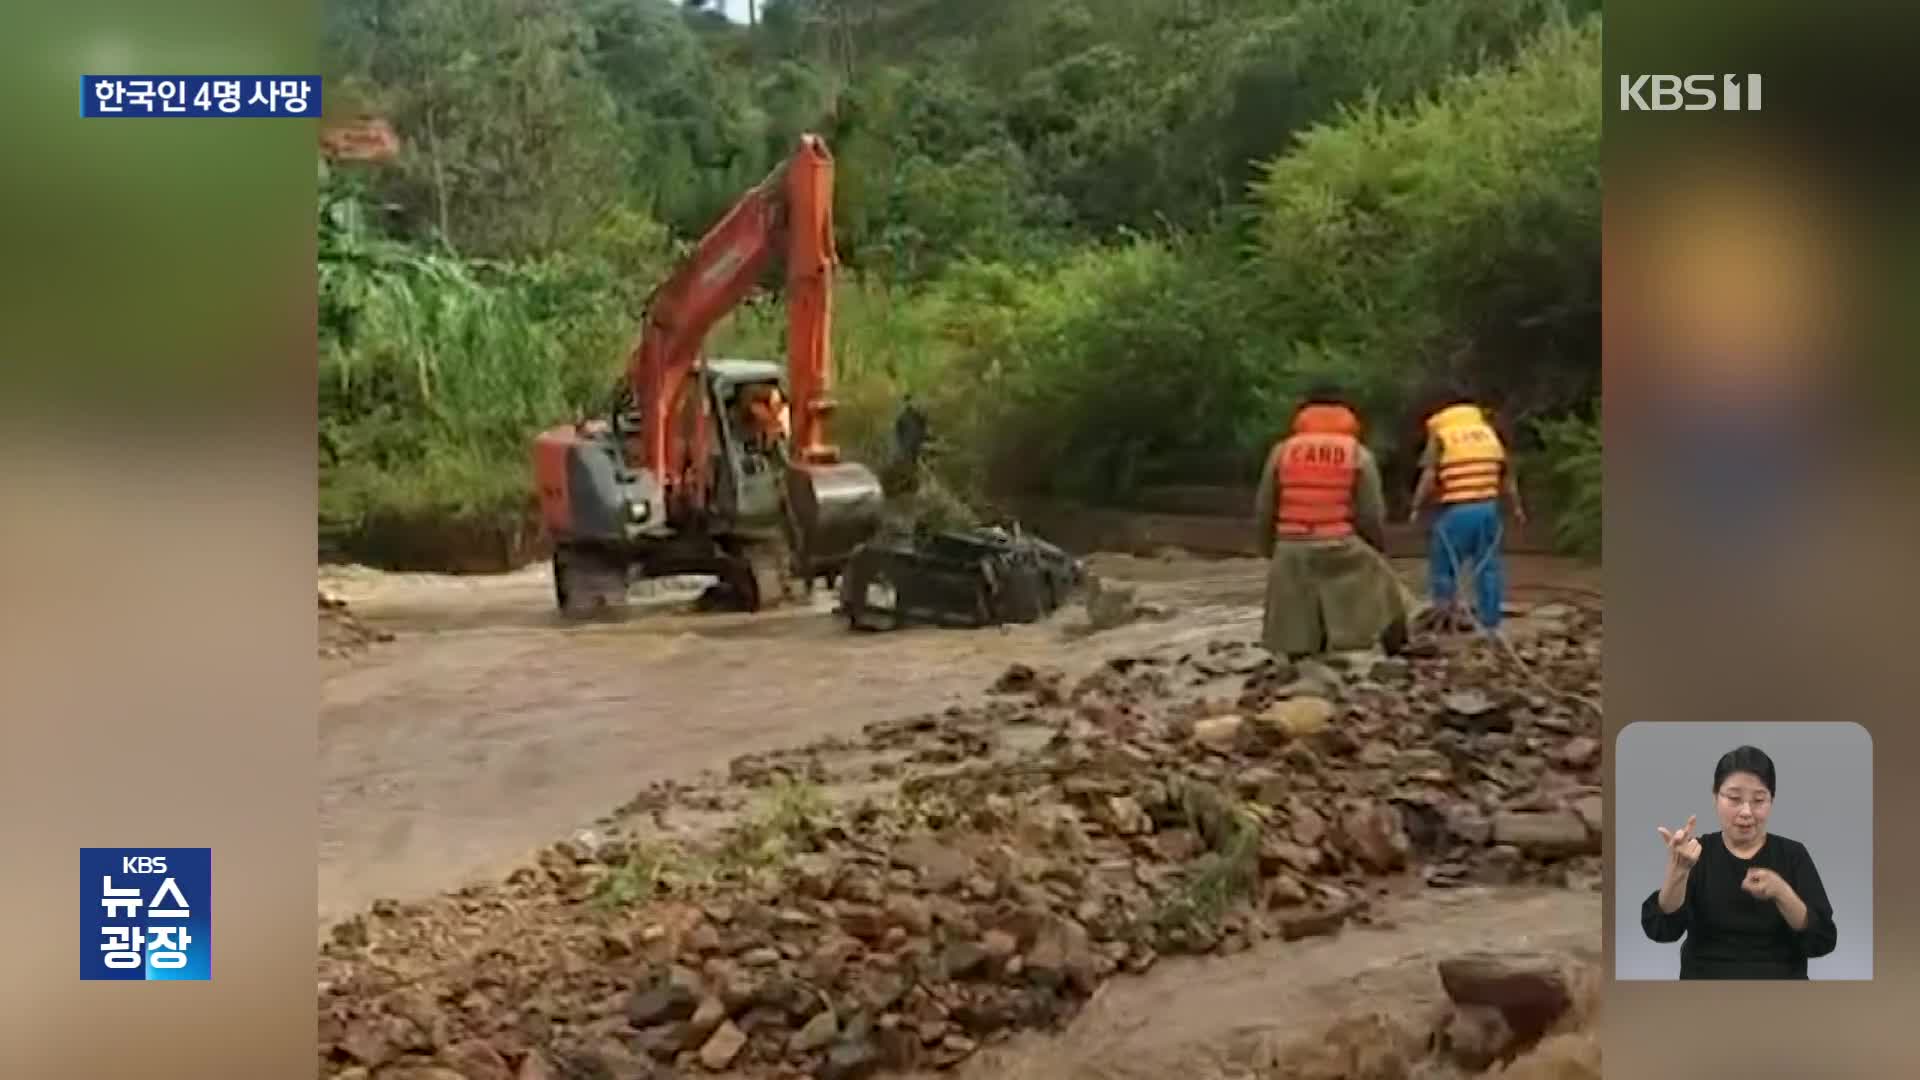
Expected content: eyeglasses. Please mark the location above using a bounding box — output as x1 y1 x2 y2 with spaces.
1717 792 1771 810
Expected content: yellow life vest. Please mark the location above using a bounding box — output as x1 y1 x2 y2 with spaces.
1427 403 1506 504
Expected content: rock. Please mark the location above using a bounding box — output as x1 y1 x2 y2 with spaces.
941 941 988 979
1446 1003 1516 1070
1295 659 1342 694
820 1031 882 1080
792 852 841 898
992 663 1040 693
884 893 933 935
792 1009 839 1054
981 929 1019 962
1338 801 1410 872
935 1032 979 1065
1437 951 1574 1042
962 872 999 900
893 835 975 893
338 1014 420 1067
834 872 886 905
439 1041 511 1080
1445 804 1494 847
1280 904 1354 942
1191 714 1245 749
1443 690 1512 732
851 971 912 1013
1533 711 1576 734
1556 737 1601 770
738 946 781 967
1290 801 1328 847
1257 696 1336 738
1573 795 1604 835
684 996 727 1048
753 974 823 1021
1024 915 1098 993
1264 875 1309 908
575 1040 655 1079
838 903 890 942
1492 811 1596 857
628 965 703 1027
1393 748 1452 778
1258 836 1322 876
775 907 818 930
707 961 761 1013
1154 828 1204 861
1102 795 1153 836
807 933 863 983
698 1021 748 1070
684 923 722 955
872 1018 924 1070
515 1053 557 1080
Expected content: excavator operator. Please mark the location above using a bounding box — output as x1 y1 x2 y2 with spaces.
738 383 789 455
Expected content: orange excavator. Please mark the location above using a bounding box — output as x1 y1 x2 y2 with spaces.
531 134 886 616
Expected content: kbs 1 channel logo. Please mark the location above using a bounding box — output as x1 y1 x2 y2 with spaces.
80 848 211 981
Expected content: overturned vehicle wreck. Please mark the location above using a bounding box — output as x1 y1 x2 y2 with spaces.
837 523 1085 631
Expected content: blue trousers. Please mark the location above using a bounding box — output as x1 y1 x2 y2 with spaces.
1429 500 1505 628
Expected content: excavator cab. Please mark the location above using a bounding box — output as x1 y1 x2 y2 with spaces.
703 359 790 537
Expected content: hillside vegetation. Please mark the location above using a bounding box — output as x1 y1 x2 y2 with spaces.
319 0 1603 565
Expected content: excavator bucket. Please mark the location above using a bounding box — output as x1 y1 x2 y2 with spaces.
786 460 886 577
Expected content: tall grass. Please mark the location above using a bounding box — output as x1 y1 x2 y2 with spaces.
1532 411 1602 559
318 180 630 551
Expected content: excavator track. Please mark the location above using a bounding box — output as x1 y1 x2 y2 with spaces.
553 545 630 619
744 536 796 612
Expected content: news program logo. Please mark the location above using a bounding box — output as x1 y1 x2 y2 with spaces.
80 848 211 980
1618 74 1763 112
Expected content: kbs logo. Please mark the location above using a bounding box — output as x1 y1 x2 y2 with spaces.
80 848 211 981
1619 74 1763 112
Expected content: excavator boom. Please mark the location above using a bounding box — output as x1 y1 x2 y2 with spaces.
629 133 843 508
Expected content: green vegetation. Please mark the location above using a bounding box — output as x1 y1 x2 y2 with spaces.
1150 780 1265 941
592 777 833 906
320 0 1603 564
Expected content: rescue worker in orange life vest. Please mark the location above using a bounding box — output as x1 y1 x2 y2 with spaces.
1253 385 1410 660
1406 387 1528 630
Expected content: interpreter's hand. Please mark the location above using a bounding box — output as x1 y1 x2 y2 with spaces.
1742 867 1788 902
1658 815 1702 871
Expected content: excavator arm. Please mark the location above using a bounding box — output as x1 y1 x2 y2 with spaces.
629 133 844 510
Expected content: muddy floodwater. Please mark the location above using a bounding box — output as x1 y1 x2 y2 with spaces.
319 552 1597 931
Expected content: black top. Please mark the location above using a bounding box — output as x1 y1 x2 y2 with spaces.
1640 831 1838 979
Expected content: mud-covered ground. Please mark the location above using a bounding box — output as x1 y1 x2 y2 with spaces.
319 550 1603 1080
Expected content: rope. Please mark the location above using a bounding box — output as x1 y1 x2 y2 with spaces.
1427 508 1603 717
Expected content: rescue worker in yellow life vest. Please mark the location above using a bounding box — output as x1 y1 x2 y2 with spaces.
1253 385 1410 660
1407 387 1528 630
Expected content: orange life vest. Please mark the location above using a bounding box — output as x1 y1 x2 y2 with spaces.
1427 403 1506 503
1273 403 1361 539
